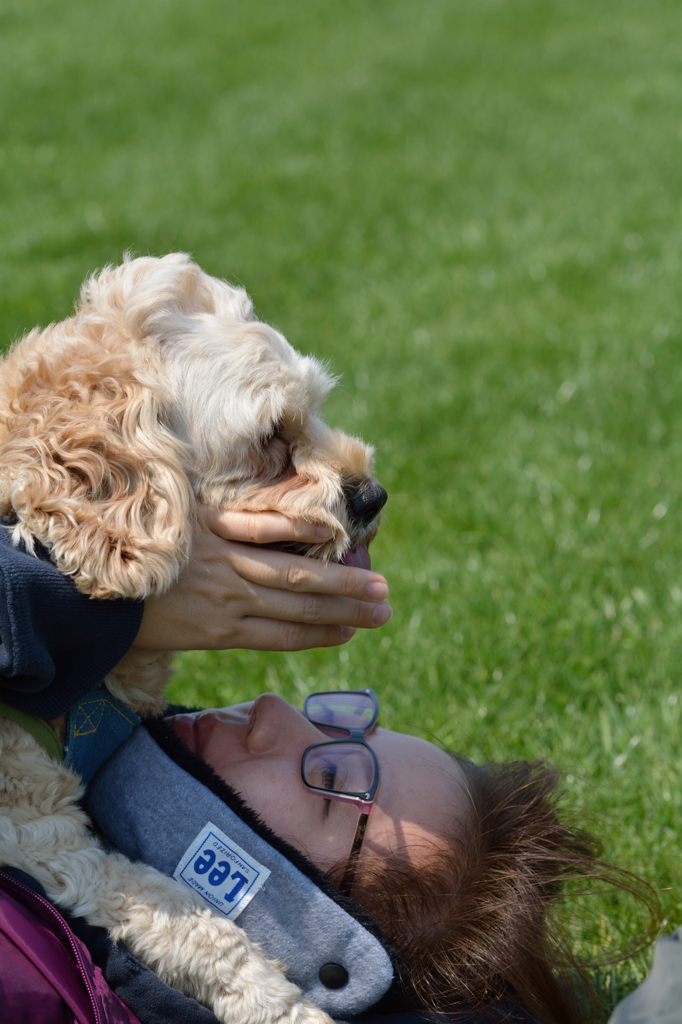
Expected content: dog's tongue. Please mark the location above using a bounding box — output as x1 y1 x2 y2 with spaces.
341 546 371 570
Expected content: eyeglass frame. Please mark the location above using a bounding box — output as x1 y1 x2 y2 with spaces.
301 688 380 896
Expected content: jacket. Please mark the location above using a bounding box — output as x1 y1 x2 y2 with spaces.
0 529 143 719
0 868 143 1024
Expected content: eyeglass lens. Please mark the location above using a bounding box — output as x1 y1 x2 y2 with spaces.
302 743 375 795
305 691 375 731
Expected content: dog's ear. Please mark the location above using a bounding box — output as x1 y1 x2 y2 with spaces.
0 325 193 600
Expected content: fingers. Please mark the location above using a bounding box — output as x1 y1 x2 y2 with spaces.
226 542 390 603
244 584 393 630
232 617 359 652
204 508 333 546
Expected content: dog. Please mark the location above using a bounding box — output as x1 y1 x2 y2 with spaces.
0 253 386 1023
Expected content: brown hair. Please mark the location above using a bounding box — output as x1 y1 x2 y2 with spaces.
340 758 659 1024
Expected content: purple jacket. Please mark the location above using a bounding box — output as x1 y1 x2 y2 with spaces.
0 869 141 1024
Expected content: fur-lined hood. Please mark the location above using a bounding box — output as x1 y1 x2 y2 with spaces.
86 716 397 1020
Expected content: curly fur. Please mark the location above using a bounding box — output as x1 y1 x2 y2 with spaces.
0 254 384 1023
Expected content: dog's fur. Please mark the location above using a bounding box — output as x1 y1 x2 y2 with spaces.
0 254 383 1023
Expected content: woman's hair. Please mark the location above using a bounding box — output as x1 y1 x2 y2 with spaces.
338 757 659 1024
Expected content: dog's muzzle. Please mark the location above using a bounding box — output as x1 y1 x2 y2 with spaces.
261 479 387 569
338 479 387 570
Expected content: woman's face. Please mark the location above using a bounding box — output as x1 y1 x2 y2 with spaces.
170 694 470 875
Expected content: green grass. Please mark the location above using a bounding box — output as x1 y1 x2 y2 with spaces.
1 0 680 1014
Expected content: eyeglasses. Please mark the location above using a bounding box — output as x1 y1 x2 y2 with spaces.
301 689 379 896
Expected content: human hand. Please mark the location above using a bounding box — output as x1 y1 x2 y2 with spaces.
132 507 392 652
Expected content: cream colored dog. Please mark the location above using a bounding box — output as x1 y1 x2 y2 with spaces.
0 254 386 1023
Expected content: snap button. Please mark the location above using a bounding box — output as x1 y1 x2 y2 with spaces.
319 963 349 989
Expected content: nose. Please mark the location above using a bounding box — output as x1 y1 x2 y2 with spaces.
343 479 388 526
246 693 320 754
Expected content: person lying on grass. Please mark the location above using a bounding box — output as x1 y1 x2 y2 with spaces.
88 688 657 1024
0 509 654 1024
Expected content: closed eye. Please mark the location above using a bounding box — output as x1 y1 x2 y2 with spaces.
259 417 285 447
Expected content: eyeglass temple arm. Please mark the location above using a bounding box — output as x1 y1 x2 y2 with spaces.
339 811 370 897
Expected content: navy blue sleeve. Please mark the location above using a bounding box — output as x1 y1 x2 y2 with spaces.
0 529 144 719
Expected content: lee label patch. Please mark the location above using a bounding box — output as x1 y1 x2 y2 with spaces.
174 822 271 919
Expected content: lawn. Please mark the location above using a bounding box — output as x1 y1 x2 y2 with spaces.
1 0 680 1014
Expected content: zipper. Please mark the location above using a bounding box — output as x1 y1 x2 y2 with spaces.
0 870 102 1024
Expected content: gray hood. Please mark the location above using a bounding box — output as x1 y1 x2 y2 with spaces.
86 720 395 1019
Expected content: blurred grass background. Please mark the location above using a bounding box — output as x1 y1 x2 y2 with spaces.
1 0 680 1013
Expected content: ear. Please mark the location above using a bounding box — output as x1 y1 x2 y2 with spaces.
0 325 193 600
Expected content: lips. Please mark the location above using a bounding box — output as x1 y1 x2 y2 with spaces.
171 704 256 760
340 545 371 570
170 713 198 753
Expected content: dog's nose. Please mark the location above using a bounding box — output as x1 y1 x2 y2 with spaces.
344 480 388 526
